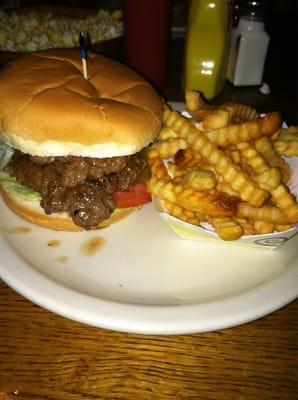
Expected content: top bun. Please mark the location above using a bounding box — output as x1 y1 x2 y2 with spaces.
0 49 164 157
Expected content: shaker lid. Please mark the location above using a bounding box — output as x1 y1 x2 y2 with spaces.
237 0 268 21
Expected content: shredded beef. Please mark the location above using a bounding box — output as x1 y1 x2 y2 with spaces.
6 151 146 229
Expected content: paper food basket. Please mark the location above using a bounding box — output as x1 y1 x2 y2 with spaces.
153 111 298 250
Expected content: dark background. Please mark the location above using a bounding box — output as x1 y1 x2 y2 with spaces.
1 0 297 123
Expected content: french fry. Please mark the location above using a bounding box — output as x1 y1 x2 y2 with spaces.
181 168 217 191
163 200 205 225
212 217 243 241
185 90 211 120
163 108 268 207
216 181 239 197
254 136 291 182
191 120 205 131
254 167 282 192
150 138 188 159
176 187 237 218
227 103 259 123
233 218 256 235
203 108 232 130
236 138 298 223
270 184 298 223
236 141 269 175
273 126 298 141
147 176 182 204
203 102 259 130
273 126 298 157
147 149 169 179
237 202 291 224
157 126 178 141
148 176 236 218
174 148 204 169
226 149 241 164
147 138 188 179
275 224 292 232
167 162 189 178
236 142 282 191
254 221 275 234
274 140 298 157
204 112 281 147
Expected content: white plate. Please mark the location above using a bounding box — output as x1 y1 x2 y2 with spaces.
0 195 297 335
0 101 297 335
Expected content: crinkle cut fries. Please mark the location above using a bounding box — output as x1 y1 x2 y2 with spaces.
147 91 298 241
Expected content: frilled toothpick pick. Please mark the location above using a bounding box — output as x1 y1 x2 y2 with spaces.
79 32 89 80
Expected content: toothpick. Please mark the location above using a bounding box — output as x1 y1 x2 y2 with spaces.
79 32 89 80
82 58 88 80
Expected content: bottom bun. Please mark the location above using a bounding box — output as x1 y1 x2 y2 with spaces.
0 185 134 231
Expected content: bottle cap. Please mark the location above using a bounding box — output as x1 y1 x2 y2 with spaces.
238 0 268 21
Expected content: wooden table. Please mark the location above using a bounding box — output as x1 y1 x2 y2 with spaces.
0 20 298 400
0 281 297 400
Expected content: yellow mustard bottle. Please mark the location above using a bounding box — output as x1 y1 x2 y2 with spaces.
183 0 229 100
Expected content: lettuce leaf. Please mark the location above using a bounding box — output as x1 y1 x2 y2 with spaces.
0 171 41 202
0 140 14 170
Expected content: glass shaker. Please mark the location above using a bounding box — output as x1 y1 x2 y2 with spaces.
226 0 270 86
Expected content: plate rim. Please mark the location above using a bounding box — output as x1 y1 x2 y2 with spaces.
0 231 297 335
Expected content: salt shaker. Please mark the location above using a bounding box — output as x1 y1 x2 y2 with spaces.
226 0 270 86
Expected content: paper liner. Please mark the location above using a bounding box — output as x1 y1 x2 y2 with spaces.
153 145 298 250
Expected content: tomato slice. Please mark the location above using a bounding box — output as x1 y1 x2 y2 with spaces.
112 182 152 208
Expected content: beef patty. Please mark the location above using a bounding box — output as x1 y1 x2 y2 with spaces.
5 151 146 229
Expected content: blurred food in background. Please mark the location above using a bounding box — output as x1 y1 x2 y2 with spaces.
0 6 122 53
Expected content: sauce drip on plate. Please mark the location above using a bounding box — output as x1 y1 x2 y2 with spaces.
81 236 106 256
47 239 61 248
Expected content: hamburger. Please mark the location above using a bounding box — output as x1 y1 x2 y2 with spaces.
0 49 163 230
